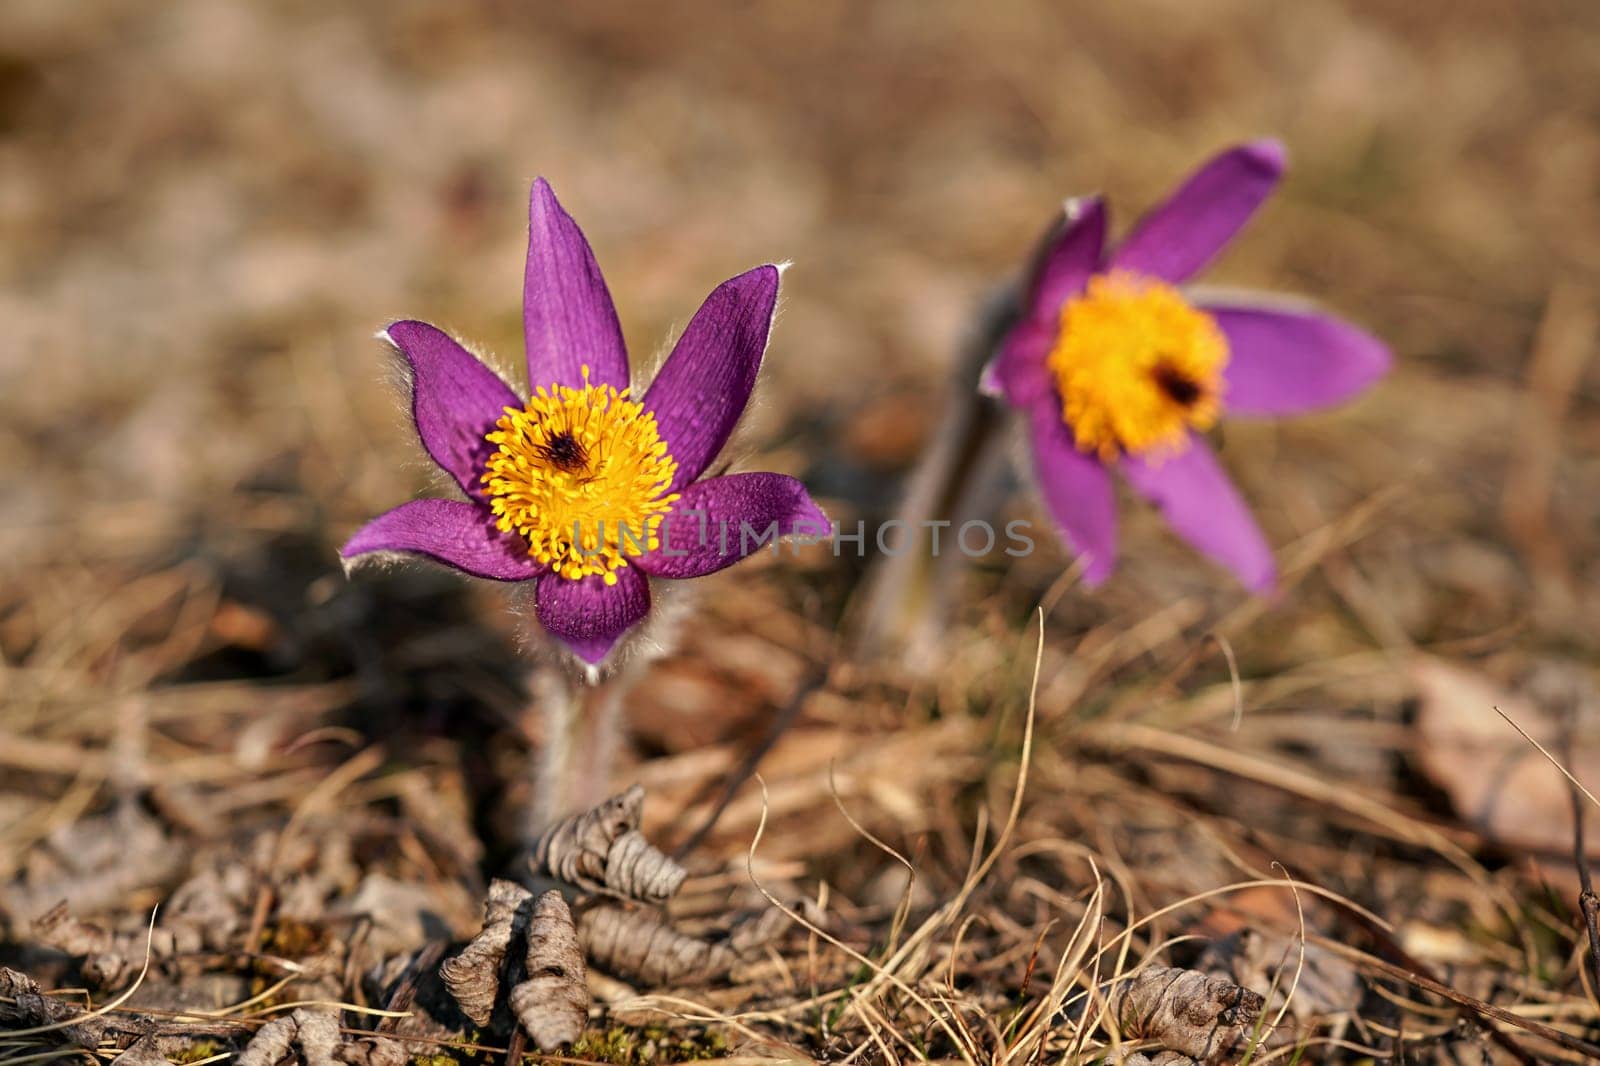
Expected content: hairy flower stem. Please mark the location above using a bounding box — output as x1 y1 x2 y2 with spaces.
573 674 626 812
527 663 635 842
850 283 1021 668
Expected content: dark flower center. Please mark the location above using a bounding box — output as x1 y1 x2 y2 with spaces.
1152 362 1204 408
538 431 589 472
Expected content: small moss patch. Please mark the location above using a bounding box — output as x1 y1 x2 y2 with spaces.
565 1024 728 1065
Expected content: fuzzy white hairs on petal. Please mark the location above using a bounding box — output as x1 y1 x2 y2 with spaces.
1062 195 1100 223
339 549 413 578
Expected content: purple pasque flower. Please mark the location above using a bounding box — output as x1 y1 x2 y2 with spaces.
984 140 1390 592
342 179 829 665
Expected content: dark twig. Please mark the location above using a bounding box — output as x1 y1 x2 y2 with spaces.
1492 698 1600 1010
1310 934 1600 1061
503 1025 525 1066
1302 844 1540 1066
1562 733 1600 1010
671 658 832 862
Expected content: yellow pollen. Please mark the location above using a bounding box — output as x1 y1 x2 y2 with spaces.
481 367 679 585
1046 271 1229 461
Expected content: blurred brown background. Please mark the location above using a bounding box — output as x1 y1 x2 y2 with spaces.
2 0 1598 655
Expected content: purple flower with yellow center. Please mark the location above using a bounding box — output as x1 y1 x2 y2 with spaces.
984 140 1390 591
342 179 829 665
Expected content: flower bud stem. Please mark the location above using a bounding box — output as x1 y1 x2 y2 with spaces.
849 282 1021 668
527 664 631 841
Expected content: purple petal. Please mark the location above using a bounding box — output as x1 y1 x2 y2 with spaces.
384 320 521 498
524 178 629 391
1202 304 1391 415
1028 196 1107 320
635 473 830 579
1110 140 1286 283
1026 402 1118 584
1119 433 1275 592
643 265 780 491
985 321 1055 409
341 499 544 581
986 198 1106 410
535 567 650 664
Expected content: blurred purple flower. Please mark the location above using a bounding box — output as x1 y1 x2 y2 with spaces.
984 140 1390 591
343 179 828 664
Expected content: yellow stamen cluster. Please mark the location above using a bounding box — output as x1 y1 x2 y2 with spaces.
481 369 678 584
1046 271 1229 461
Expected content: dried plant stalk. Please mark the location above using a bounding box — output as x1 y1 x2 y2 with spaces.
508 891 590 1051
111 1037 172 1066
1110 966 1266 1064
532 786 686 903
333 1038 411 1066
438 879 529 1026
364 942 471 1045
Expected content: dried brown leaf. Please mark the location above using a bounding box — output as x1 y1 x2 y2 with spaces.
436 882 589 1049
31 902 138 988
29 863 258 990
1110 966 1265 1064
1197 929 1361 1022
438 879 528 1026
0 965 107 1047
32 902 114 955
508 890 590 1051
603 828 688 902
335 874 473 961
578 904 738 987
165 865 254 950
576 898 809 989
236 1008 341 1066
1110 1052 1198 1066
5 805 182 926
532 786 685 903
1412 656 1600 856
534 788 638 886
30 917 145 989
